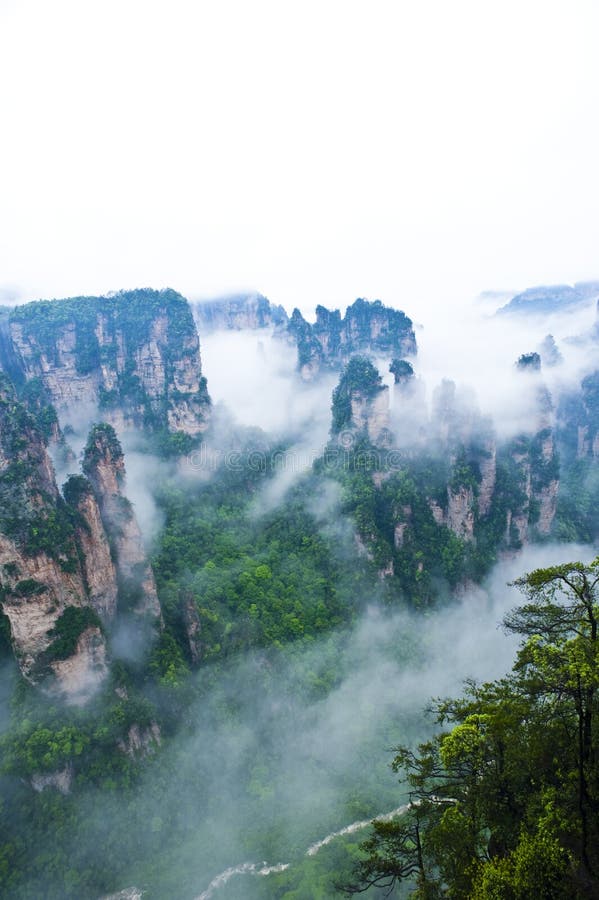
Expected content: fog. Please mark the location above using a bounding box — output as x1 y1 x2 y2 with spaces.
27 542 588 900
412 293 599 440
6 285 599 897
200 329 337 440
198 289 599 466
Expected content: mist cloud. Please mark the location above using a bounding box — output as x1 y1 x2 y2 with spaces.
23 542 593 899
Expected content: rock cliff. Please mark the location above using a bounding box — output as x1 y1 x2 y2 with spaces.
193 293 288 332
82 423 161 621
0 376 109 700
63 475 118 620
331 356 390 445
289 298 416 380
4 288 210 437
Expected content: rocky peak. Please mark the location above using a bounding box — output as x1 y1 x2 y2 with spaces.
0 379 109 700
63 475 118 621
499 282 599 316
82 422 125 498
289 298 416 381
331 356 390 445
83 424 161 621
287 308 324 380
389 358 414 385
5 288 211 437
516 352 542 373
193 293 288 332
538 334 563 367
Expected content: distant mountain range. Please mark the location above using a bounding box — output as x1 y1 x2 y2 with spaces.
498 281 599 316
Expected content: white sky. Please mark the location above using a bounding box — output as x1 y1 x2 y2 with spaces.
0 0 598 317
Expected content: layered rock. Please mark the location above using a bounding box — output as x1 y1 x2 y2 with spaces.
49 625 108 703
350 386 390 445
182 592 202 665
447 485 476 542
562 370 599 461
331 356 390 446
477 439 497 517
63 476 118 620
4 288 210 437
288 298 416 380
193 293 288 332
501 367 559 547
0 376 109 700
31 764 73 795
117 721 161 759
82 424 161 620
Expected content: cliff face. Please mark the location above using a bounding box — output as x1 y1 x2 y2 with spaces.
289 298 416 380
193 293 288 332
350 387 390 446
331 357 390 445
63 476 118 621
4 289 210 437
447 485 476 542
331 356 562 582
562 371 599 460
0 377 109 701
83 424 161 621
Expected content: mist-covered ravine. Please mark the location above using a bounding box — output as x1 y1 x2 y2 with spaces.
1 285 599 897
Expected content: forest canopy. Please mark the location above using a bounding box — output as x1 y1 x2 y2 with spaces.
345 558 599 898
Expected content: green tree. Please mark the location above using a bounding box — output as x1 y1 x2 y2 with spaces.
345 558 599 898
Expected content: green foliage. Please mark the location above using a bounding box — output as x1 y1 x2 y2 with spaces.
347 558 599 897
0 385 79 564
389 358 414 381
148 632 190 687
516 352 541 371
0 610 12 660
555 458 599 542
9 288 207 433
331 356 385 434
152 462 363 660
18 378 59 440
45 607 102 661
82 422 124 472
25 500 79 564
471 827 573 899
12 579 45 598
62 474 93 508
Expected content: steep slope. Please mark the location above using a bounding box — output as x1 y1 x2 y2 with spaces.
289 298 416 380
193 293 288 332
330 356 391 446
4 288 210 437
0 376 110 701
191 293 416 381
324 353 561 596
82 423 161 621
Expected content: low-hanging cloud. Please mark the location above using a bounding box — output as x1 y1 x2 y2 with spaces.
16 542 593 900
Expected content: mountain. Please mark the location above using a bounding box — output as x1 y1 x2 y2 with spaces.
0 377 110 702
0 281 599 898
321 353 560 594
1 288 211 438
192 292 417 379
193 293 289 332
498 281 599 316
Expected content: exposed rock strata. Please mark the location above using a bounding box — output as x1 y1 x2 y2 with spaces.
83 424 161 621
0 378 109 700
4 289 210 436
289 298 416 380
